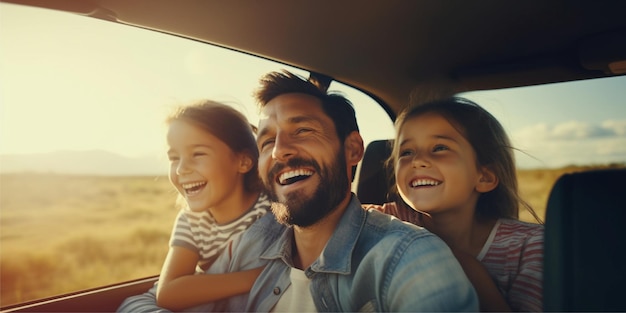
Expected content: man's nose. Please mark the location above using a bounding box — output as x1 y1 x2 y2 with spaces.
271 132 298 161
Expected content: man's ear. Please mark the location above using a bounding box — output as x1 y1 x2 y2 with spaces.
476 165 498 193
238 153 254 174
344 131 364 167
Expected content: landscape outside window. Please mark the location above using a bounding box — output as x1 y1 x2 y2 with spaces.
0 3 392 305
1 3 625 306
459 78 626 222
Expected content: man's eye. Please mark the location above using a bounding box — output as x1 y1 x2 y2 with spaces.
295 128 312 135
260 139 275 149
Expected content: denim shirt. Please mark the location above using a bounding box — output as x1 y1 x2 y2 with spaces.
118 194 478 312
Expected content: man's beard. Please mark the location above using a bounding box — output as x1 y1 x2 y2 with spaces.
266 150 350 227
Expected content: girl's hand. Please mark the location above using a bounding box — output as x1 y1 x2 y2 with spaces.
362 204 385 212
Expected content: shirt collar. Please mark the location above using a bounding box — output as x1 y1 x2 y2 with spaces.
259 194 365 275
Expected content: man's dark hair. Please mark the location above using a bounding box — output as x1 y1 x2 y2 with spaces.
254 70 359 142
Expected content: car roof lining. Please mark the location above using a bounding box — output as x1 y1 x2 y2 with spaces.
3 0 625 115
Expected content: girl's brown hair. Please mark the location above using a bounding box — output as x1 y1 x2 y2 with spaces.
389 97 541 222
167 100 262 193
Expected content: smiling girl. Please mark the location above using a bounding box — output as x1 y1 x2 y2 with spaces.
155 100 270 311
372 97 543 311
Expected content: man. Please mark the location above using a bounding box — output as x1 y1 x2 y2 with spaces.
221 70 477 312
118 71 478 312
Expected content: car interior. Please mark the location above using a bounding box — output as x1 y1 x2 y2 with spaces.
1 1 625 312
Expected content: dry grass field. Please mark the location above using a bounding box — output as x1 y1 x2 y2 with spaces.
0 165 623 306
516 164 625 222
0 174 178 306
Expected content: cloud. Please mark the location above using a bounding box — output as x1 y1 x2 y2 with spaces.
512 120 626 168
515 119 626 141
602 120 626 136
596 137 626 157
551 121 613 139
514 137 626 168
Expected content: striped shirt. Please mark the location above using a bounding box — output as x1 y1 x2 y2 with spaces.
478 218 543 312
169 192 270 271
378 202 543 311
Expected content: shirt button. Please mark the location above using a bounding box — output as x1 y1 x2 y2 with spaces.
273 287 281 295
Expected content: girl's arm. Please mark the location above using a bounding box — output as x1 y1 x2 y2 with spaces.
362 202 425 226
451 249 511 312
156 246 263 311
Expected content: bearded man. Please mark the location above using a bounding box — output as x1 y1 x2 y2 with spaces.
119 71 478 312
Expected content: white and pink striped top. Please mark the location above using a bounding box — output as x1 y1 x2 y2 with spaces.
478 218 543 312
377 202 544 311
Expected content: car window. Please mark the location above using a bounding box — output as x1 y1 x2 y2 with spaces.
459 76 626 222
0 3 393 305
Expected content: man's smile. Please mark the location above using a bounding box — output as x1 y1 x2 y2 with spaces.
278 168 314 185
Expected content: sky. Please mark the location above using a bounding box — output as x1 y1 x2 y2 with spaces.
1 3 625 171
461 78 626 168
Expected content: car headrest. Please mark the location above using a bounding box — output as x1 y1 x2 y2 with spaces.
356 139 393 204
543 168 626 312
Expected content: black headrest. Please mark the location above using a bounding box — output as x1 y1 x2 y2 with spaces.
357 140 393 204
543 168 626 312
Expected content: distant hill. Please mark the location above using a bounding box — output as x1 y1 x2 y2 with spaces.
0 150 167 176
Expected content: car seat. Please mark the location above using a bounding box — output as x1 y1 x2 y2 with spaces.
356 139 393 205
543 168 626 311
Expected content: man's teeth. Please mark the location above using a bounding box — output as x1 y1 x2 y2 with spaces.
279 169 313 185
410 179 441 187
